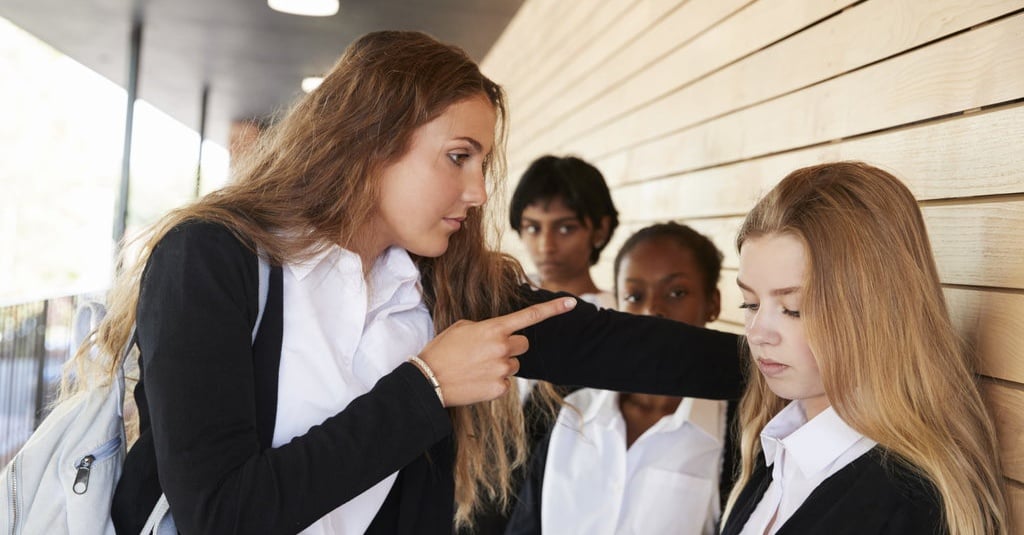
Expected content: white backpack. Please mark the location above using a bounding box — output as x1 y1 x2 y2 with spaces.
0 258 270 535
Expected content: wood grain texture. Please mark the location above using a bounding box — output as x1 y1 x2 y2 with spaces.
482 0 578 85
946 287 1024 384
607 103 1024 219
500 0 677 121
982 383 1024 483
923 200 1024 289
508 0 755 152
571 12 1024 183
539 0 1022 167
1009 482 1024 533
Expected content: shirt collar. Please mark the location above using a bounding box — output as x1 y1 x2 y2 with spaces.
760 401 873 477
580 390 720 440
286 244 349 281
285 245 418 284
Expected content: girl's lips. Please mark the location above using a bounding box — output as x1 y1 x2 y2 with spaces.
757 358 789 378
443 217 464 230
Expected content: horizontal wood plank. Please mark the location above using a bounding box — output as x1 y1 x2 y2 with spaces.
1009 481 1024 533
572 12 1024 183
946 287 1024 384
525 0 1022 167
983 383 1024 484
509 0 753 149
482 0 579 84
608 103 1024 220
503 0 678 118
923 200 1024 289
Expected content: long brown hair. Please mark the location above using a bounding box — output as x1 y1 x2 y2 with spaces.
726 162 1006 533
63 30 543 527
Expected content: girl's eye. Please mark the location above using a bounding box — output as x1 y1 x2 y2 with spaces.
668 288 688 299
739 302 759 312
523 224 540 235
783 308 801 319
448 152 470 166
624 293 641 304
557 225 578 235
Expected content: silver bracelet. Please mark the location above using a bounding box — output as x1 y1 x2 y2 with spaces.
408 355 445 407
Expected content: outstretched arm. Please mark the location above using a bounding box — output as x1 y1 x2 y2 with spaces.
517 287 745 400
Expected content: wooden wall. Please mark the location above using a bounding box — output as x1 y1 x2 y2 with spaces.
482 0 1024 524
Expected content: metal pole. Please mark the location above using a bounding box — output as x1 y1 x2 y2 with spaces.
32 301 48 427
112 16 143 249
195 84 210 197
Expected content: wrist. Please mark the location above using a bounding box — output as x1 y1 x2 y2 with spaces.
408 355 445 407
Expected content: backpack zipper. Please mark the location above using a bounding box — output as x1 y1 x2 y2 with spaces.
71 436 122 495
8 455 18 535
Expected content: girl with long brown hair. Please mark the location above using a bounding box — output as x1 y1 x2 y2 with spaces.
721 162 1006 534
63 31 743 534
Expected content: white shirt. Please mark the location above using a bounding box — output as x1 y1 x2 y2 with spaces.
542 388 727 535
272 245 433 535
738 402 877 535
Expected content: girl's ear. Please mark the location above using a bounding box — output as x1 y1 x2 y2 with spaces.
592 215 612 248
707 288 722 323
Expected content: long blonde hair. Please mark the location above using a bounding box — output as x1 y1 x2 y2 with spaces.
62 30 547 528
727 162 1006 534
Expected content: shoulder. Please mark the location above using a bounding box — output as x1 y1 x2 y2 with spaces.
154 219 251 257
147 220 256 274
881 452 941 510
850 449 942 526
142 219 259 304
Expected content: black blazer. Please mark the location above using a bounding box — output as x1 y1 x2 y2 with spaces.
111 221 743 535
719 447 942 535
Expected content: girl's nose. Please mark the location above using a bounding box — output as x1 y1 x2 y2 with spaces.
463 170 487 207
746 311 780 346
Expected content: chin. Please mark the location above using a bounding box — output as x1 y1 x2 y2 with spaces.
409 240 451 258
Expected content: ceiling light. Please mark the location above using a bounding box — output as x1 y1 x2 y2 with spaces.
301 76 324 93
268 0 338 17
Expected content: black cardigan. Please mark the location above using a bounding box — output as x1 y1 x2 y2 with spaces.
719 447 942 535
111 221 743 534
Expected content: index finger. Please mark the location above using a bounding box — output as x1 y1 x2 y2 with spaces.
492 297 578 333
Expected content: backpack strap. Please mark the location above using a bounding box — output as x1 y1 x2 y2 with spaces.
138 254 277 535
252 259 284 450
254 255 270 342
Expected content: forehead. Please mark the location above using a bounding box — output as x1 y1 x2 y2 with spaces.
738 233 807 288
620 238 701 275
521 197 580 220
414 94 497 152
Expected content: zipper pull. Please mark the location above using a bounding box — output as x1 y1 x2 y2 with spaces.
73 455 95 494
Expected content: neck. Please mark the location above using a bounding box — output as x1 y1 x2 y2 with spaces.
540 274 600 297
620 393 682 414
346 229 387 279
801 397 831 421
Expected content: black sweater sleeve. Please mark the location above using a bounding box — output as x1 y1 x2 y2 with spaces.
135 222 452 534
517 288 744 400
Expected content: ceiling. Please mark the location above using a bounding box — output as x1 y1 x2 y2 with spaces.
0 0 524 147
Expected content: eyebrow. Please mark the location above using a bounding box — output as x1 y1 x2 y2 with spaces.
521 216 580 225
736 278 801 296
454 136 483 152
625 272 693 285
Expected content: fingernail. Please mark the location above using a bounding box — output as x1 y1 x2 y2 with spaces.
564 297 577 309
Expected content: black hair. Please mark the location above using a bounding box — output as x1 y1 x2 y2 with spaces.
508 155 619 264
613 222 723 296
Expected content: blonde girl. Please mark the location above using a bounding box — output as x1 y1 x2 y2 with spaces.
721 162 1005 534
